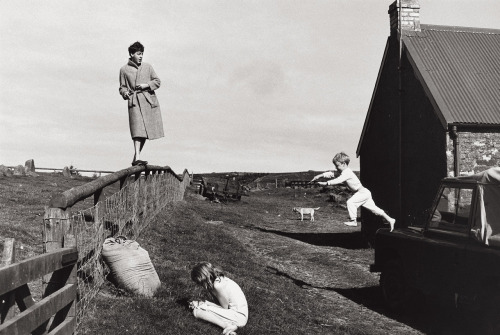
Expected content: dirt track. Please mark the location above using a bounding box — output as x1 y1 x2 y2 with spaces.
192 187 429 334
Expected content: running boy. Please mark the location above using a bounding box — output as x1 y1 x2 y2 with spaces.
311 152 396 232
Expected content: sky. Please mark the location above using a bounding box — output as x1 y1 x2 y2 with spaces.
1 1 499 174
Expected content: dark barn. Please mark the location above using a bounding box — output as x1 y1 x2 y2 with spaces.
357 0 500 232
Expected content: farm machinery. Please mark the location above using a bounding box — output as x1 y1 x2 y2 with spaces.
193 173 246 202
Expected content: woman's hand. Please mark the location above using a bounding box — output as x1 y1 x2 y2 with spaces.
135 83 149 90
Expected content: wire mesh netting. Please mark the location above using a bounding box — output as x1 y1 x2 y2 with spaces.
69 170 190 329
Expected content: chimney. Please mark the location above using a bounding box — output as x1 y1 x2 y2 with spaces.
389 0 421 35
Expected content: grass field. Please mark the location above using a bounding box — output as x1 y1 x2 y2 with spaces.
0 172 474 334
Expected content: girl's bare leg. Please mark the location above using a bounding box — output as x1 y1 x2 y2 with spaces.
192 301 241 333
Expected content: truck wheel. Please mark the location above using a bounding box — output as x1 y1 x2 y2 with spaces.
380 259 406 311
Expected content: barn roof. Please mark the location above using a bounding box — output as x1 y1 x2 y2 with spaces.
357 23 500 156
403 24 500 127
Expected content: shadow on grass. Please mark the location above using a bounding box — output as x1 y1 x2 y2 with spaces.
257 228 370 249
334 286 429 333
336 287 483 335
176 297 192 312
269 266 476 335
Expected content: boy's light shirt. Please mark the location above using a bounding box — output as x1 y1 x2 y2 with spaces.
324 168 362 191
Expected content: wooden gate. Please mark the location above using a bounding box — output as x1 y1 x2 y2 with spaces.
0 238 78 335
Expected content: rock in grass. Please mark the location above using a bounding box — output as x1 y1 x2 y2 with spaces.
25 159 35 172
13 165 25 176
0 165 9 177
63 166 72 178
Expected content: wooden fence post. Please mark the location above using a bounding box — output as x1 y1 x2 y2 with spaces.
0 238 15 267
119 176 129 190
43 208 71 254
42 207 76 333
94 188 106 242
0 238 16 324
94 189 104 207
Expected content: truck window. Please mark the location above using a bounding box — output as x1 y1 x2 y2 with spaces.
429 187 472 233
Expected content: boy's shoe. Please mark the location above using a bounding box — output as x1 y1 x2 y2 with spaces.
344 220 357 227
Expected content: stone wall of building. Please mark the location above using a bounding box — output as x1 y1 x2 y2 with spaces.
447 132 500 176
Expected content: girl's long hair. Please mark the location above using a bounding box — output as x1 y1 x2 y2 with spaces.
191 262 225 291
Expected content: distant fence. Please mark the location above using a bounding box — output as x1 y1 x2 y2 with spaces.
286 180 319 188
246 180 319 189
37 167 115 176
43 164 190 332
5 165 115 177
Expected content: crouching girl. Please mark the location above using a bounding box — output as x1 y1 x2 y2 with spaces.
190 262 248 335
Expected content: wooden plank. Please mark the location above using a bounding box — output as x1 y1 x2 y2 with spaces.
14 284 35 311
48 165 189 209
47 317 75 335
0 238 15 323
0 248 77 296
0 284 76 335
43 207 73 299
50 234 77 332
48 302 72 334
43 264 74 298
40 219 77 335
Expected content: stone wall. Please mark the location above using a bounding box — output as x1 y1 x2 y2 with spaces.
447 132 500 176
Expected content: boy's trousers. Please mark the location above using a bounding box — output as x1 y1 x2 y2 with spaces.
193 300 247 328
347 187 386 220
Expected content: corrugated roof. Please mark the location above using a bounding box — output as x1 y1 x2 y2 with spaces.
403 24 500 126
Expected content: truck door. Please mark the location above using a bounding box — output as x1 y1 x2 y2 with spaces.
421 185 473 307
459 185 500 313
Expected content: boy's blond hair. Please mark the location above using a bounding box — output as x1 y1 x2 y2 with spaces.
333 152 350 165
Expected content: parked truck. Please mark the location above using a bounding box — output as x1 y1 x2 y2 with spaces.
371 167 500 326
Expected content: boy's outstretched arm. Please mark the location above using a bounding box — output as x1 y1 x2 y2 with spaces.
311 171 335 182
324 173 348 186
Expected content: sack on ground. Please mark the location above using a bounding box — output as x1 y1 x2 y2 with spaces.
102 236 161 297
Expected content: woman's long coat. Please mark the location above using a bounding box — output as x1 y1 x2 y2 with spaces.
119 60 164 140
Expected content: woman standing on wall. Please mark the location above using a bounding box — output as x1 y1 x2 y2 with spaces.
119 41 164 166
